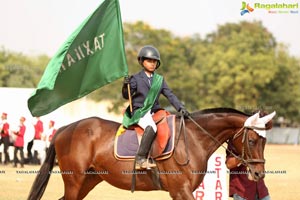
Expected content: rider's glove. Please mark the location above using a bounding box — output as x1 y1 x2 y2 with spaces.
123 76 131 85
180 108 190 118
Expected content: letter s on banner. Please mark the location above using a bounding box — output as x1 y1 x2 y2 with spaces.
193 154 228 200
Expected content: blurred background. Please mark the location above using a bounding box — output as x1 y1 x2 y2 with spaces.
0 1 300 199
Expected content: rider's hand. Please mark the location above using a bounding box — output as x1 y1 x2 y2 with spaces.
123 76 131 85
180 108 190 117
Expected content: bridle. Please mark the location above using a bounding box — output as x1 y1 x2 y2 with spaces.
231 126 267 165
174 115 267 168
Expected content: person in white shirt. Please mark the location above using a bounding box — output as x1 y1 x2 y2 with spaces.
42 120 56 151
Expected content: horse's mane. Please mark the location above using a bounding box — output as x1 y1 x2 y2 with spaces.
189 107 250 118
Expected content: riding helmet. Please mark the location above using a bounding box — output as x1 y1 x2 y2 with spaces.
137 45 161 69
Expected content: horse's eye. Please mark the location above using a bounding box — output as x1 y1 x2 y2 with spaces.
249 139 256 146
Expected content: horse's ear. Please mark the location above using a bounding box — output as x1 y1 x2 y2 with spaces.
245 111 276 137
260 111 276 125
244 111 260 127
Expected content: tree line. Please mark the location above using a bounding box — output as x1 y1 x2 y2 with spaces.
1 21 299 125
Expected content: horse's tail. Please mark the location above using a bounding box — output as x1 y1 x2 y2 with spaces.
27 142 56 200
27 129 61 200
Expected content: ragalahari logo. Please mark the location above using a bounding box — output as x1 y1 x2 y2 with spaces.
240 1 255 15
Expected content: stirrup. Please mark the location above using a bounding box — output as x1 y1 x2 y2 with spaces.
135 158 156 170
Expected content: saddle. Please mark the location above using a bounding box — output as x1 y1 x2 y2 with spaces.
114 110 176 161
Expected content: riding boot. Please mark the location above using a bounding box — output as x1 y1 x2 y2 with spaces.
135 126 156 169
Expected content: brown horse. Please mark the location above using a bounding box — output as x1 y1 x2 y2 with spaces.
27 108 275 200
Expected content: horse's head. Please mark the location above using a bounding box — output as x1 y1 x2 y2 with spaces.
231 111 276 181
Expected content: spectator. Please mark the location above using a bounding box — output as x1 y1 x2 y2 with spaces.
25 118 35 164
0 112 10 164
44 120 56 150
13 116 26 168
32 117 44 164
226 139 271 200
41 120 56 163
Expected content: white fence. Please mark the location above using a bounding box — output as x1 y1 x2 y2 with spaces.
266 127 300 145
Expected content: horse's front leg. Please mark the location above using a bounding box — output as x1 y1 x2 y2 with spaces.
166 179 195 200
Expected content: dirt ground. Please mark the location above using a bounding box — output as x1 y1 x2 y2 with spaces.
0 144 299 200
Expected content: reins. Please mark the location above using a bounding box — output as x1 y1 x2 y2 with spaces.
174 114 267 167
187 115 244 163
173 115 190 165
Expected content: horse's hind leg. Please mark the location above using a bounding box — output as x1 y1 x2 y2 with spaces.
77 174 103 199
59 170 103 200
61 172 102 200
61 173 84 200
59 174 103 200
60 173 87 198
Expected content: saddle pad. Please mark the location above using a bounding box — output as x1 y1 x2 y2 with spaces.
114 115 175 161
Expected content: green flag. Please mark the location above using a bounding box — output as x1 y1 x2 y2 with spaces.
28 0 128 117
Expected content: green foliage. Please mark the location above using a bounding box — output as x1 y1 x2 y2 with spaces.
0 48 49 88
1 21 299 125
259 44 300 124
202 21 278 110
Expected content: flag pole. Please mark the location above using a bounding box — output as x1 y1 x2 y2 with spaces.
127 83 133 113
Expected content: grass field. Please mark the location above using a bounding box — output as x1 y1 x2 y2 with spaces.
0 144 299 200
